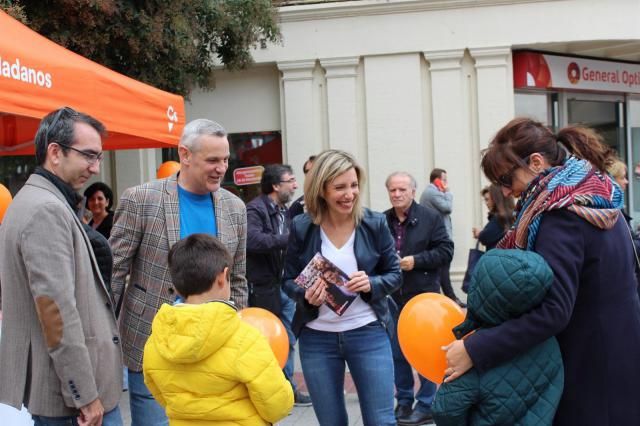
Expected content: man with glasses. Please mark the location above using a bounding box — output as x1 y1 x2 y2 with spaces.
246 164 311 406
288 155 316 219
0 107 123 426
110 119 248 425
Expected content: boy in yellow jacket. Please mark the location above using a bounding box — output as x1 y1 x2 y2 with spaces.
143 233 294 425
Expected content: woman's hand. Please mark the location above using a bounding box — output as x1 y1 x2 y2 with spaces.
442 340 473 383
345 271 371 293
304 277 327 306
472 227 480 239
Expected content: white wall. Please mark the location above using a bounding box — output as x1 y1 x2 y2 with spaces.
186 65 281 133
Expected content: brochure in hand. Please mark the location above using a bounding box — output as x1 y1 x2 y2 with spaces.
294 252 357 316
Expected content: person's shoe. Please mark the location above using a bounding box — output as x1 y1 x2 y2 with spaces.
394 404 412 420
294 390 312 406
398 408 434 426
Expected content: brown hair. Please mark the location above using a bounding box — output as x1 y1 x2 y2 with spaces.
168 233 232 298
482 184 515 230
481 117 615 185
429 168 446 183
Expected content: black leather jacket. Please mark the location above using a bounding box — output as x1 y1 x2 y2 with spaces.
283 208 402 337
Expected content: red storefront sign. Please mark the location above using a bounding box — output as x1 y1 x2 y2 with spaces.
513 51 640 94
233 166 264 186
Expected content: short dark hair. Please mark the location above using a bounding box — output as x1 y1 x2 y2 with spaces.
429 168 447 183
303 155 317 174
168 234 232 298
84 182 114 210
34 107 106 166
260 164 293 195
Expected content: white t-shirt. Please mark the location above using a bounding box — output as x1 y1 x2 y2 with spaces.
306 229 378 332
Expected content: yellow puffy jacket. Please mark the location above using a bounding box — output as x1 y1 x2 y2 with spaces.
143 301 294 426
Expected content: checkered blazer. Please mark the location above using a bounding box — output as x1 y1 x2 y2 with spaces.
110 174 248 371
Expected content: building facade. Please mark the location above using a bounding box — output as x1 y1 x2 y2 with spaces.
103 0 640 285
179 0 640 283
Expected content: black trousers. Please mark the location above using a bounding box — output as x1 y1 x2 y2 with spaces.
248 282 282 315
439 260 456 299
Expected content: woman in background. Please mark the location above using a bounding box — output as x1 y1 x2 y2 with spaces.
283 149 401 426
472 184 514 250
84 181 114 239
608 159 640 295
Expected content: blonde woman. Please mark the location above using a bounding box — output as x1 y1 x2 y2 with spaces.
283 150 401 426
608 159 629 192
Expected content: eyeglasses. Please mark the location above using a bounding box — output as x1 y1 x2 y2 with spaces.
496 154 533 188
279 178 297 184
497 165 519 188
54 142 104 165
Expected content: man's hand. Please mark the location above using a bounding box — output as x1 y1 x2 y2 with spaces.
78 398 104 426
399 256 415 271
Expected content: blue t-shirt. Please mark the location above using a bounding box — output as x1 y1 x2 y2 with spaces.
178 184 217 238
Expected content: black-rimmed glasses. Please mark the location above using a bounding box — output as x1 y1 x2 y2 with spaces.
279 177 297 184
54 142 104 165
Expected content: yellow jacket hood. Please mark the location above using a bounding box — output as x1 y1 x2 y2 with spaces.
150 301 239 364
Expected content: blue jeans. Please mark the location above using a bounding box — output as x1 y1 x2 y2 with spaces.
32 406 122 425
279 288 298 392
128 369 168 426
390 301 436 412
299 322 396 426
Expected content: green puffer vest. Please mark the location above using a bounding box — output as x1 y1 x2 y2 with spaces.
432 249 564 426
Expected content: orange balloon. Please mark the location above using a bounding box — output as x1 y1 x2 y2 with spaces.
0 184 12 224
156 161 180 179
398 293 465 383
238 307 289 369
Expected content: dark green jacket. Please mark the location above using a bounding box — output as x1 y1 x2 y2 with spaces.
433 249 563 425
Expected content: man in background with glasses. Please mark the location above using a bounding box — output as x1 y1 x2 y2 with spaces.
245 164 311 406
110 118 248 426
0 107 123 426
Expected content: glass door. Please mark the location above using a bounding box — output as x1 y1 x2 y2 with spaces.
565 93 626 159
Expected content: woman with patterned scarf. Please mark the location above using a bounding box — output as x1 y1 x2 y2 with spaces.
442 118 640 426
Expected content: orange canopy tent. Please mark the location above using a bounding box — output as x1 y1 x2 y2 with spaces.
0 10 185 156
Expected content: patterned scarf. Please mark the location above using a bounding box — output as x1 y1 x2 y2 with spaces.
498 156 623 250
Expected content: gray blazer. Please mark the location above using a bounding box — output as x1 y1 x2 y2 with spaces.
420 183 453 239
110 174 248 371
0 174 122 417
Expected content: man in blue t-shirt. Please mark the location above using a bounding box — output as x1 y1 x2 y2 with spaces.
110 119 248 426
